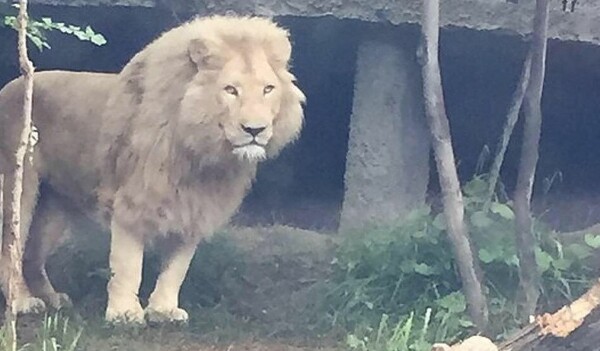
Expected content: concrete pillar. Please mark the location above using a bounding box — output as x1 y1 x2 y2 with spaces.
339 35 430 232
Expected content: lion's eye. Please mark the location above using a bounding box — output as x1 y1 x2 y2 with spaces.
224 85 239 96
263 85 275 95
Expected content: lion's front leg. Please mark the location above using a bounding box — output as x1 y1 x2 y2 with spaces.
105 218 145 324
145 238 198 324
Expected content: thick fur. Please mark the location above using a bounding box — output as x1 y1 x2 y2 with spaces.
0 15 305 323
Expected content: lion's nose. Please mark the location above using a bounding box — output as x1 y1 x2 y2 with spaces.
241 124 266 137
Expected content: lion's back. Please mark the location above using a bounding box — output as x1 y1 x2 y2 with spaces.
0 70 118 208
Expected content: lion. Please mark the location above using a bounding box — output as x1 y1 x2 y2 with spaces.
0 15 305 324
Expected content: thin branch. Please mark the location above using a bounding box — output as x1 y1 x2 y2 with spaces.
5 0 35 338
0 174 3 253
513 0 550 320
485 51 532 207
418 0 488 331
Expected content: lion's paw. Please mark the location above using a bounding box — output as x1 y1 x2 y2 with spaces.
145 306 189 325
105 304 146 325
13 296 46 315
44 292 73 310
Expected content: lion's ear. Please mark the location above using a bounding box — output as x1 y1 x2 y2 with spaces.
268 38 292 69
188 38 222 69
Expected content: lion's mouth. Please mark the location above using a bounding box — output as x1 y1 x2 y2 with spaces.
232 141 267 162
233 139 266 148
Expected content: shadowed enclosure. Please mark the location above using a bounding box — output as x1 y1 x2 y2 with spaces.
2 5 600 233
2 7 600 232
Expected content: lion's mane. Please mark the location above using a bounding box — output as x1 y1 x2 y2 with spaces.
96 15 306 239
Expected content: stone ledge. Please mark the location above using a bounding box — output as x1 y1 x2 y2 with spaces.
24 0 154 7
2 0 599 45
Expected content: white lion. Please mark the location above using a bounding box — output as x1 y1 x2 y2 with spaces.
0 15 305 324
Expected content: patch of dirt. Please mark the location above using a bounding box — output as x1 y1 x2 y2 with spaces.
83 339 337 351
188 225 339 337
81 335 337 351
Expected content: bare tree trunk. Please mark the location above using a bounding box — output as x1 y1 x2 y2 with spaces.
417 0 488 331
513 0 550 320
5 0 34 346
0 175 3 244
485 51 532 206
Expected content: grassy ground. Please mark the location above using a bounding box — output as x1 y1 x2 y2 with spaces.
12 312 339 351
9 225 341 351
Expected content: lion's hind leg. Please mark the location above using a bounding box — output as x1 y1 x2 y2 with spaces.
23 190 72 310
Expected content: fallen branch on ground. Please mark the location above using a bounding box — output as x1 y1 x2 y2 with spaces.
433 278 600 351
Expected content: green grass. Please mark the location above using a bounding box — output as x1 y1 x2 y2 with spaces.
0 312 82 351
346 311 433 351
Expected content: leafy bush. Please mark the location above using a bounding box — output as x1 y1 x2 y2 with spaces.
324 175 598 347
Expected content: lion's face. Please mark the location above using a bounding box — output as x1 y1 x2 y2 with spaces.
215 50 282 162
177 23 305 164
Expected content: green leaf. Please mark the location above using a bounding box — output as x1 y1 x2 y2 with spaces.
584 233 600 249
432 213 446 230
29 35 44 51
470 211 493 228
566 243 592 260
5 16 16 28
85 25 95 36
412 230 425 238
73 31 88 41
506 254 520 266
490 202 514 219
535 247 553 273
437 292 467 313
478 248 495 263
91 34 107 46
400 259 416 273
413 262 436 276
347 334 364 349
56 25 74 34
552 258 572 271
463 177 488 198
458 319 475 328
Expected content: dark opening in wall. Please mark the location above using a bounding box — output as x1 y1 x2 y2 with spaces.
435 27 600 230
